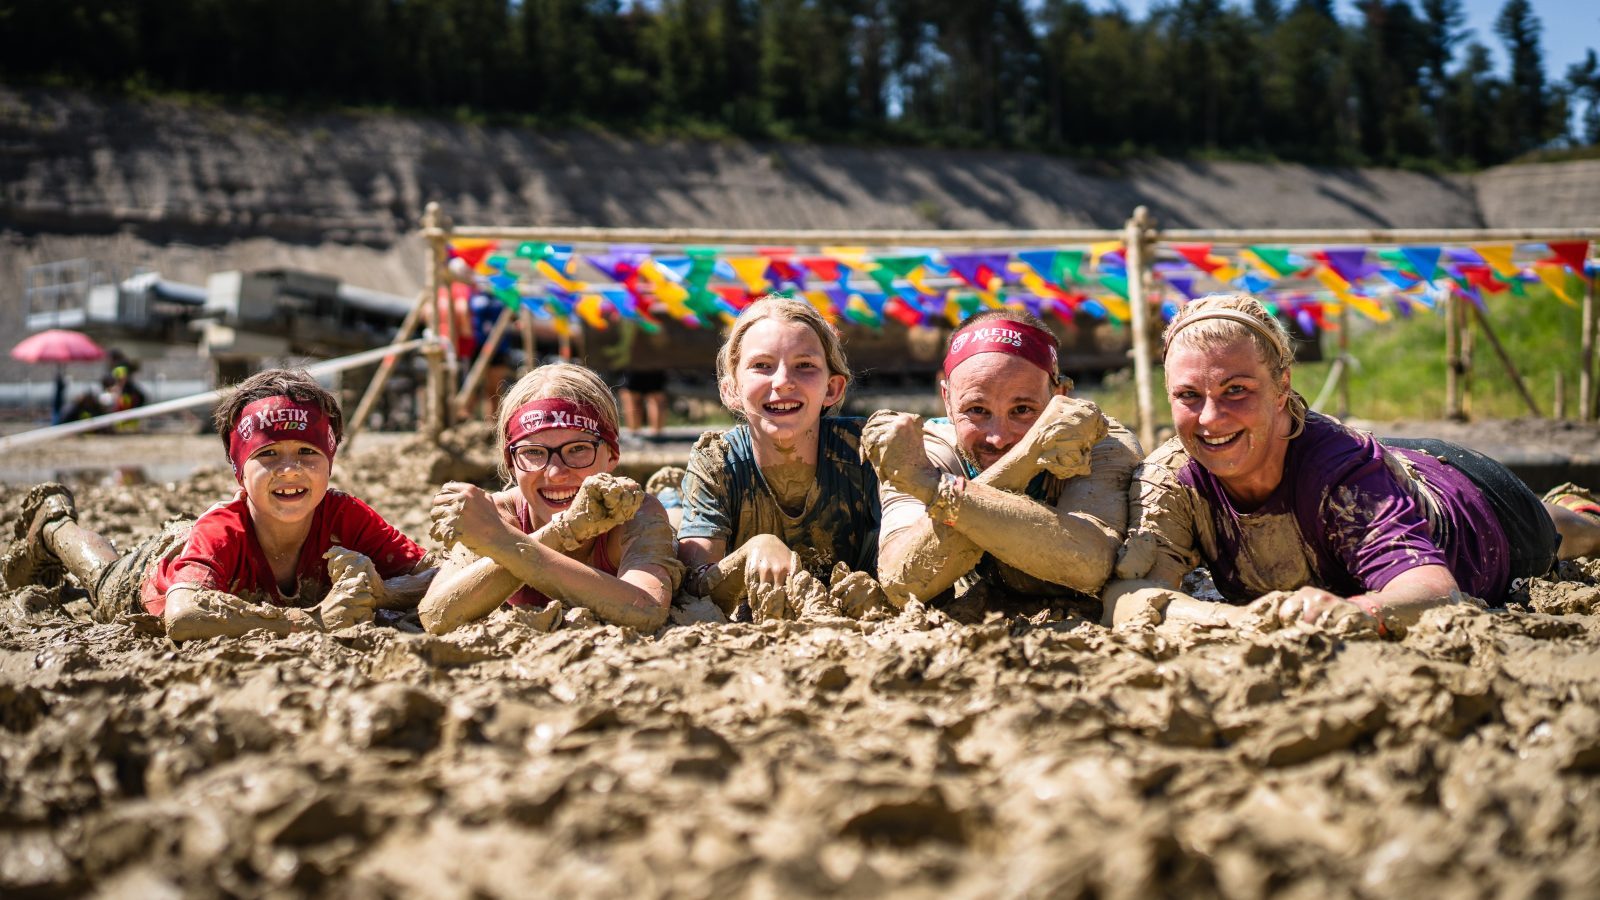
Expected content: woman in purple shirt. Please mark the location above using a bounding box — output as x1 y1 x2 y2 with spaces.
1104 293 1600 635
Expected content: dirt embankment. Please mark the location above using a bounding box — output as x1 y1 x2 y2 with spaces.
1 84 1595 384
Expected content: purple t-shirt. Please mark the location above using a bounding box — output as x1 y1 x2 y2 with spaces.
1169 412 1510 601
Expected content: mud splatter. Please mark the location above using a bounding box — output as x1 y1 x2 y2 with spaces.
4 447 1600 896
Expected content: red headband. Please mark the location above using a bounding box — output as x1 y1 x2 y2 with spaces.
505 398 620 465
943 320 1060 379
228 396 338 482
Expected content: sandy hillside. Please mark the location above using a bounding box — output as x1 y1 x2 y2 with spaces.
4 86 1597 384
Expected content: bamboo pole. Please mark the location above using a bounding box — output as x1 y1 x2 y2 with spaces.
1468 302 1540 417
421 202 450 442
442 224 1597 248
344 292 426 450
520 308 536 372
1336 300 1350 419
1445 290 1463 420
1460 294 1474 419
1583 269 1596 422
453 305 515 411
1125 206 1157 452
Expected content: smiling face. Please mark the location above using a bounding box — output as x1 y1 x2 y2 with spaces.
240 439 332 528
724 317 847 458
1165 336 1293 504
941 353 1056 472
512 426 619 525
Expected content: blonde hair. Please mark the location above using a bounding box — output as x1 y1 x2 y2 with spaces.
494 363 622 484
1162 293 1307 438
715 295 852 417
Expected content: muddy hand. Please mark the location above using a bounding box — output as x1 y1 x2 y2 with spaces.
324 546 388 607
554 473 645 544
1279 586 1376 634
742 533 798 590
1115 531 1161 581
1016 395 1107 480
429 481 506 555
317 568 377 631
828 565 888 619
861 410 936 504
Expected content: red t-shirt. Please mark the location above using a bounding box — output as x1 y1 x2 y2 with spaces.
142 489 426 616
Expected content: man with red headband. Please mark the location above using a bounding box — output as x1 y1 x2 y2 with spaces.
1 369 434 640
861 310 1142 615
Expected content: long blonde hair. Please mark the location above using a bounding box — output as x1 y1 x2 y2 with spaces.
1162 293 1308 438
493 363 621 484
715 295 852 417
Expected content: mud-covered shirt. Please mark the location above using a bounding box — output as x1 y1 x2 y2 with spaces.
678 417 881 578
142 490 426 616
1128 412 1511 602
879 415 1140 599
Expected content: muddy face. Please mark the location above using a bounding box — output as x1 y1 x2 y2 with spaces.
941 353 1054 473
1165 337 1292 507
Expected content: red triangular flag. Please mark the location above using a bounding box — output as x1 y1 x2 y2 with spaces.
1174 244 1222 274
1546 241 1590 275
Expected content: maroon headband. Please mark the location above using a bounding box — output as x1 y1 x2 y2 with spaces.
505 398 620 465
943 320 1060 378
228 396 338 482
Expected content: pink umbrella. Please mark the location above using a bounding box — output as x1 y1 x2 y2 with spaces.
10 329 107 364
11 330 108 423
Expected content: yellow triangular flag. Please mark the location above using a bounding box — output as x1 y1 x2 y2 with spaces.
577 294 609 330
1535 263 1576 305
822 247 873 271
1089 241 1123 268
727 257 773 294
1472 244 1518 279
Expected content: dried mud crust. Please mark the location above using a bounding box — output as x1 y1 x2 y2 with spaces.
3 457 1600 896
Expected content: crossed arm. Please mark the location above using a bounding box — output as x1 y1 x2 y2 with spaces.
418 477 678 634
868 397 1139 608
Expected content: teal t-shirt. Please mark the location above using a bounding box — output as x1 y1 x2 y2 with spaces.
678 417 881 578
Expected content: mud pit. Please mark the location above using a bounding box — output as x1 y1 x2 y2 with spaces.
5 436 1600 897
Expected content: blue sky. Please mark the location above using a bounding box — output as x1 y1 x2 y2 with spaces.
1095 0 1598 82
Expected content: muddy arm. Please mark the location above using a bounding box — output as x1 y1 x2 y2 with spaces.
375 561 439 610
162 584 316 642
417 544 525 634
479 526 670 631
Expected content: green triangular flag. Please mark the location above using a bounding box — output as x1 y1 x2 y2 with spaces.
1248 246 1295 279
1052 250 1087 284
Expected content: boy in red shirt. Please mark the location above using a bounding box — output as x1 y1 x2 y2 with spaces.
2 369 434 641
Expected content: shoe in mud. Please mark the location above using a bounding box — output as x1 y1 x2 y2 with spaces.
0 483 76 590
1543 482 1600 523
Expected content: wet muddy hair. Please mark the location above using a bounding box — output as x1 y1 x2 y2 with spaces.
213 369 344 456
1162 293 1308 438
715 294 852 417
494 363 621 485
947 309 1065 388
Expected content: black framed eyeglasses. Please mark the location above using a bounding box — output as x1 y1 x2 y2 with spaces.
510 439 601 472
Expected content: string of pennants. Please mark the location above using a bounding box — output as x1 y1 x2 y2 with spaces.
443 238 1595 338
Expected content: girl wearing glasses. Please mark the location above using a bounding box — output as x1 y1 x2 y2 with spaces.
419 364 683 633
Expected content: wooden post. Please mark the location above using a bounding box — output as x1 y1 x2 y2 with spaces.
1336 300 1350 419
1125 206 1158 453
1460 293 1474 419
344 291 426 449
421 202 451 442
1583 269 1596 422
1468 302 1540 417
520 308 536 372
1555 370 1567 420
453 305 515 411
1444 290 1464 420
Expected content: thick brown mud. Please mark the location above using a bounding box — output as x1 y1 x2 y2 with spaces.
3 444 1600 896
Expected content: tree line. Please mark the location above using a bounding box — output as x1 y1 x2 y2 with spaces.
2 0 1596 169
